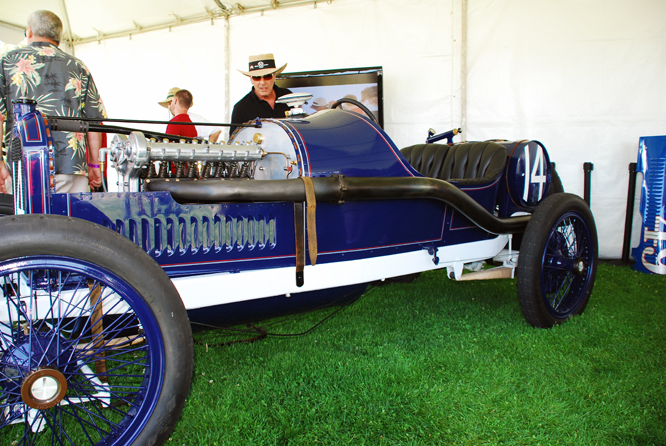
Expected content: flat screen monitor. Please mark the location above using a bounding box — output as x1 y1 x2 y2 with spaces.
277 66 383 128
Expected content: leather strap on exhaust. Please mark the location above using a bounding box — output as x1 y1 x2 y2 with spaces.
302 176 318 266
294 202 305 287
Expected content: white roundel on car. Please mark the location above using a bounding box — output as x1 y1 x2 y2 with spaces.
506 140 551 208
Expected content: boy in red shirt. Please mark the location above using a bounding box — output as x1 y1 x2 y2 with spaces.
166 90 197 138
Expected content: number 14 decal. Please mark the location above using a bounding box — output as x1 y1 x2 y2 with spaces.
523 144 547 202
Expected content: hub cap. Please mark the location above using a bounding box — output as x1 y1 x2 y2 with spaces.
21 368 68 410
574 257 586 274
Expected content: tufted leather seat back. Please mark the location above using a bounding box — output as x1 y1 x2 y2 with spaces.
400 141 507 185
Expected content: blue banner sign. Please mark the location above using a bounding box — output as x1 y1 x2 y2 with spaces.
632 135 666 274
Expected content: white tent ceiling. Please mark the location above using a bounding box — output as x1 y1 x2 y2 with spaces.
0 0 316 45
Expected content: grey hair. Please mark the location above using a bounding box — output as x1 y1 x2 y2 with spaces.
27 10 63 45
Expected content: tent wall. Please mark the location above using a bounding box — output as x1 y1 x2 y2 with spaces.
465 0 666 258
75 20 229 134
72 0 666 259
76 0 456 141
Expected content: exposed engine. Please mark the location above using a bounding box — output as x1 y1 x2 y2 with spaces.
104 130 297 192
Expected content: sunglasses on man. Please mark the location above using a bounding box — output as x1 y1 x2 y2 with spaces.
251 74 274 81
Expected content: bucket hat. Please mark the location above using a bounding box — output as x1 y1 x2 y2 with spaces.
158 87 181 108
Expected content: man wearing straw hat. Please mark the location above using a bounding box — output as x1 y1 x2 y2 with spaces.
229 53 292 138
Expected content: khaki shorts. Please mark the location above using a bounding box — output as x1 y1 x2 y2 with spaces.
55 174 90 193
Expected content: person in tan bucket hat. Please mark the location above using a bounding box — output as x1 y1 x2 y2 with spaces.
229 53 292 138
158 87 181 108
158 87 221 141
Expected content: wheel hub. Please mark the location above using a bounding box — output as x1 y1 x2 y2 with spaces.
0 332 75 403
574 257 586 275
21 368 68 409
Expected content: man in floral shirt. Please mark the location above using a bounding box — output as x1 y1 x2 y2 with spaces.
0 10 107 193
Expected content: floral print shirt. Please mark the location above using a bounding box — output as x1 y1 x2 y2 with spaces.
0 41 107 175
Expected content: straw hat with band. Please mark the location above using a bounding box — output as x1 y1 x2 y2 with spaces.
238 53 287 77
158 87 181 108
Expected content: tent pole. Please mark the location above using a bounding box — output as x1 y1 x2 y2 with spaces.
58 0 76 55
224 16 230 126
452 0 467 140
461 0 467 141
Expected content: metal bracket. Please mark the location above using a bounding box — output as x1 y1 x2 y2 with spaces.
425 245 439 265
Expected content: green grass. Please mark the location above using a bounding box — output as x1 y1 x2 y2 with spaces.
170 263 665 445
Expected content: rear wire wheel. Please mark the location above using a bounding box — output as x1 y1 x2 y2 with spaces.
0 214 192 445
517 193 598 328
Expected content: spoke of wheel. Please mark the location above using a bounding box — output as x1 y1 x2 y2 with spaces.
91 353 148 376
58 388 116 441
64 383 128 436
50 286 137 371
543 254 570 271
22 271 80 371
549 270 575 310
47 270 87 334
88 282 108 383
0 325 26 382
68 361 148 407
70 385 140 413
40 407 76 446
68 284 130 352
0 399 24 427
543 236 575 312
66 326 147 377
74 310 141 356
572 219 588 259
0 279 34 384
76 335 146 367
68 381 140 416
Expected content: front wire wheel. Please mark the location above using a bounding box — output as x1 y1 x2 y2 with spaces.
0 215 192 445
517 194 598 328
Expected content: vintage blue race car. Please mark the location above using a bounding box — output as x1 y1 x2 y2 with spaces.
0 96 597 445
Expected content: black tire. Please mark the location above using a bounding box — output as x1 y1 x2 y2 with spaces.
0 214 192 445
549 166 564 194
517 193 598 328
512 166 564 250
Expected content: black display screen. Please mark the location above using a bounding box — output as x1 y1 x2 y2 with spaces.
277 67 383 128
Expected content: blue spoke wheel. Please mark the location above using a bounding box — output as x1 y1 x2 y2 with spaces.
517 194 598 328
0 215 192 445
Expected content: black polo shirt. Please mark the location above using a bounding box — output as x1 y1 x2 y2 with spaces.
229 85 292 138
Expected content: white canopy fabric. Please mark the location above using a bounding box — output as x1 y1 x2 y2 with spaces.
1 0 665 259
0 0 287 44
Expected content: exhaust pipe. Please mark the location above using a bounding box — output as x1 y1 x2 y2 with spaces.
145 176 530 235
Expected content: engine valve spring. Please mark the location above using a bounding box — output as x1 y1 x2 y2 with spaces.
158 161 168 178
229 162 239 178
175 161 185 178
203 161 215 179
187 162 198 179
240 162 250 178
